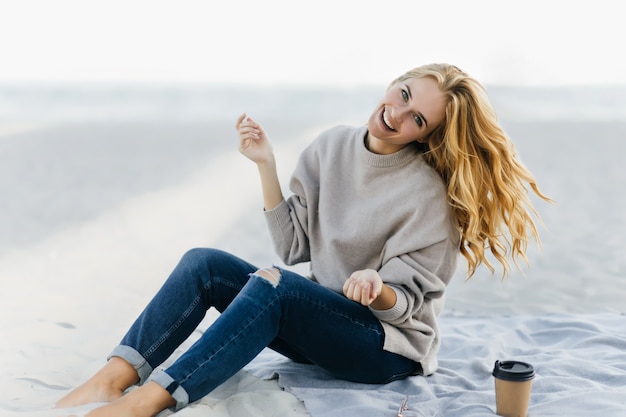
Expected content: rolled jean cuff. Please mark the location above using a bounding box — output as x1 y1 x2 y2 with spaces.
147 371 189 411
107 345 153 385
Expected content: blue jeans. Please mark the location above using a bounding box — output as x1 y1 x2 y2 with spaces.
109 248 420 410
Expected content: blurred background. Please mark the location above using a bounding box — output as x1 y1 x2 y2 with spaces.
1 0 624 86
1 0 625 317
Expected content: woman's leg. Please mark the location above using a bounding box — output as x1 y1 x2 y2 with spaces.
140 266 419 411
56 248 257 409
61 254 418 416
112 248 258 382
266 269 421 384
54 356 140 407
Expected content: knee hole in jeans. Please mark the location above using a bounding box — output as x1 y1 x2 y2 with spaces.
254 267 281 287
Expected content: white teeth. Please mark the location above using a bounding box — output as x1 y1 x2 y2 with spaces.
382 109 395 131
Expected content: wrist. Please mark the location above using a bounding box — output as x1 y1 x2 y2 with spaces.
370 284 397 310
255 153 276 168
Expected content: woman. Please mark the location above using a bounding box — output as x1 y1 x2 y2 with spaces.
56 63 550 416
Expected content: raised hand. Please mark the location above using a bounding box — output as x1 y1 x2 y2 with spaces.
236 113 274 164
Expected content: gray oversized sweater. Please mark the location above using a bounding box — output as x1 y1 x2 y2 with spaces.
264 124 460 375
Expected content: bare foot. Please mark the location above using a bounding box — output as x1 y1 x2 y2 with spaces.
55 357 140 408
55 379 125 408
85 382 176 417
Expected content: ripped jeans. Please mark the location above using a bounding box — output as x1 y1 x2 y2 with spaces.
108 248 419 410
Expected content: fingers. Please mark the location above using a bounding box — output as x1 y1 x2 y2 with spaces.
235 113 246 129
240 126 260 140
236 113 260 130
343 269 384 306
361 282 372 305
342 276 374 306
342 278 352 299
236 114 260 141
236 113 264 139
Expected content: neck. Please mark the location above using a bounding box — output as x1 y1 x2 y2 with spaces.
365 132 407 155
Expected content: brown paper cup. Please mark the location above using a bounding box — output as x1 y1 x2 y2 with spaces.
492 360 535 417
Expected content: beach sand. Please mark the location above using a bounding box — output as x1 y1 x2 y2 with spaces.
1 85 625 416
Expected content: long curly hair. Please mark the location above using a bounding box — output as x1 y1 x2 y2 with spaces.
391 63 552 277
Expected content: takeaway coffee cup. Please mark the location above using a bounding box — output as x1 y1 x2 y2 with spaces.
492 360 535 417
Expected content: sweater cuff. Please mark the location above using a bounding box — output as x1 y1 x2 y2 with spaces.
263 199 291 229
369 285 408 323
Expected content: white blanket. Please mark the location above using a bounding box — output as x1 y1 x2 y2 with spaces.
245 313 626 417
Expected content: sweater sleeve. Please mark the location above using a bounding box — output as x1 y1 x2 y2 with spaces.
263 140 320 266
372 191 458 327
370 237 457 326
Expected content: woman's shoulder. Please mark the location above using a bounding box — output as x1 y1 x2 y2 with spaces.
297 125 362 166
309 124 365 152
315 124 365 142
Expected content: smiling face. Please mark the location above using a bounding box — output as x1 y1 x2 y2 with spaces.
366 76 446 155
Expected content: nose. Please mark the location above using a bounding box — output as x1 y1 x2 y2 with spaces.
389 105 408 126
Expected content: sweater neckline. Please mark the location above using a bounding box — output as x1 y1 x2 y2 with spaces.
358 126 422 168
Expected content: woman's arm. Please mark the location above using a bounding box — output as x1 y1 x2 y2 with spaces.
236 113 284 210
256 157 283 211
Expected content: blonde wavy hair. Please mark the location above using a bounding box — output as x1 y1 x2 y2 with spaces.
391 63 552 278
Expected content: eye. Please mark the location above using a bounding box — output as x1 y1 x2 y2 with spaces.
414 115 423 127
401 89 409 101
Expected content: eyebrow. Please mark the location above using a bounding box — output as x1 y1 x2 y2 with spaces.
405 84 429 127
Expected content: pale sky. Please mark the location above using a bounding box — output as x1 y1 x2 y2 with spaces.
0 0 623 87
